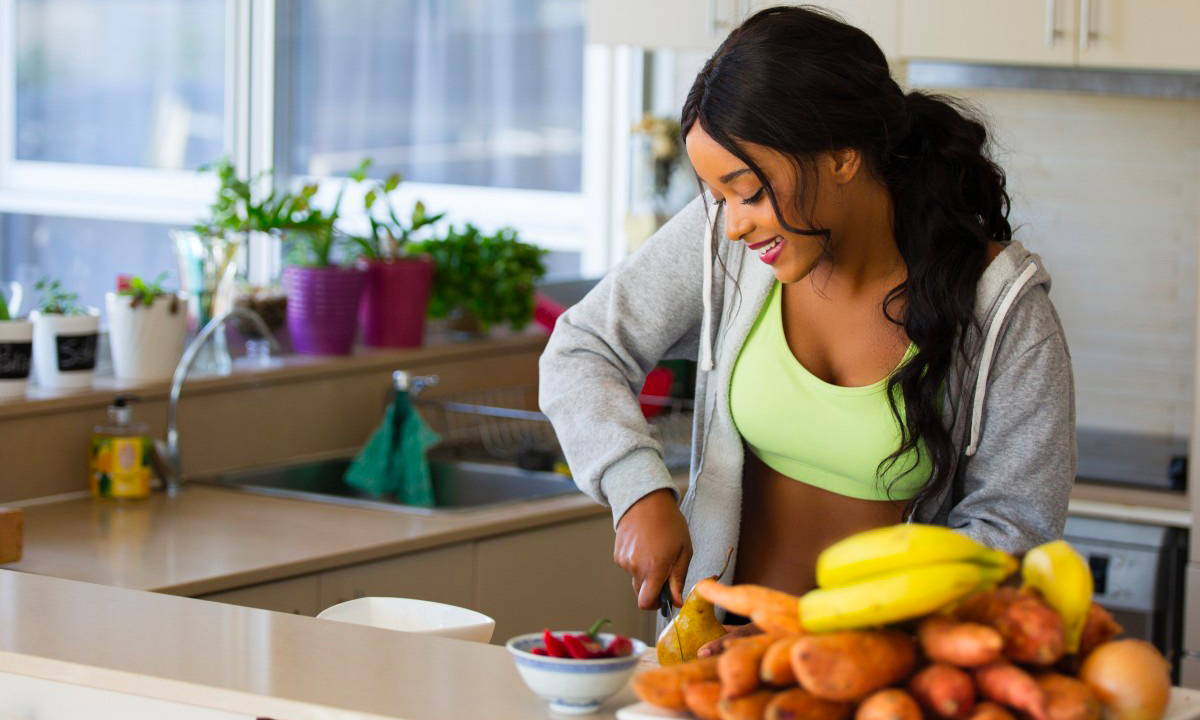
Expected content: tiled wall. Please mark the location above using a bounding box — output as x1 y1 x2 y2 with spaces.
947 89 1200 438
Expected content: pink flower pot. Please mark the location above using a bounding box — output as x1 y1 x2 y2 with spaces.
358 256 434 348
284 265 366 355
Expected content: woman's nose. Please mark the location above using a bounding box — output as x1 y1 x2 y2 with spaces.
723 206 753 242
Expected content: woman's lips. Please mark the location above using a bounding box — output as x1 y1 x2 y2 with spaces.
750 236 784 265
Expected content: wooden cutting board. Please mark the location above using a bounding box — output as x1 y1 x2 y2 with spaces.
0 508 23 564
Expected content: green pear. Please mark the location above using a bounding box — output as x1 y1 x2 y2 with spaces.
656 583 727 666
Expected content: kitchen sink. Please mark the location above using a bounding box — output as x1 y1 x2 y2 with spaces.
197 457 580 514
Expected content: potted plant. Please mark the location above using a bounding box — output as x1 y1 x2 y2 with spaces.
0 285 33 399
105 273 186 383
281 164 365 356
345 160 445 348
411 224 548 341
29 278 100 390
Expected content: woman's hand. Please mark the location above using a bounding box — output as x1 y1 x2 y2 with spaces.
697 623 763 658
613 488 693 610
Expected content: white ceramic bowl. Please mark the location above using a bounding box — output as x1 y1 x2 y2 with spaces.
506 632 647 715
316 597 495 643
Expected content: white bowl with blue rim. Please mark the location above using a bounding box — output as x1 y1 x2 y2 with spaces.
506 632 647 715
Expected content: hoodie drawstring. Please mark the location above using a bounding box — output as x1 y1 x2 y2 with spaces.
699 204 717 372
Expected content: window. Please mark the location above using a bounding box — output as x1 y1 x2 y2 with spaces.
0 0 607 327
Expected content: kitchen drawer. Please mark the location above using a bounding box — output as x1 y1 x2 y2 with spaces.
1187 564 1200 654
1182 655 1200 690
317 543 474 614
199 574 320 616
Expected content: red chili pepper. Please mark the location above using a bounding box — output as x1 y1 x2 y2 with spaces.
562 633 604 659
530 646 549 656
604 635 633 658
542 629 571 658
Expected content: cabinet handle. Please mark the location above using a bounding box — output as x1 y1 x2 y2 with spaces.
1079 0 1098 52
1044 0 1062 46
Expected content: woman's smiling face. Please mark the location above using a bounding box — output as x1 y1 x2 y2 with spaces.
685 123 849 283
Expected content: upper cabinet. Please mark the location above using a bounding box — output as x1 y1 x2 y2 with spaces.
901 0 1200 71
586 0 901 59
589 0 1200 72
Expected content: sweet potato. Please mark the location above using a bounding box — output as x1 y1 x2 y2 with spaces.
632 656 720 710
698 579 801 619
762 636 804 686
790 629 918 702
973 661 1048 720
1077 604 1123 659
720 635 776 698
908 663 976 719
918 614 1004 667
966 702 1017 720
856 689 923 720
754 609 804 635
767 687 854 720
956 588 1065 666
1037 673 1101 720
685 680 724 720
719 689 777 720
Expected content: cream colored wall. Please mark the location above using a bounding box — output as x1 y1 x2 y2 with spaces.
943 88 1200 438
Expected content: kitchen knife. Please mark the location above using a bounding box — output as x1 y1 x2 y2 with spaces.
658 582 684 661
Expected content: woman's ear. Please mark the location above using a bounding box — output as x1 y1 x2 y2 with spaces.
827 148 862 185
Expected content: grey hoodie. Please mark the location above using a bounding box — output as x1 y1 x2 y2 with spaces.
539 195 1076 591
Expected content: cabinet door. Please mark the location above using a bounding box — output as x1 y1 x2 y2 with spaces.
901 0 1077 66
1077 0 1200 70
198 574 320 616
317 543 474 614
476 515 645 644
586 0 739 50
744 1 900 59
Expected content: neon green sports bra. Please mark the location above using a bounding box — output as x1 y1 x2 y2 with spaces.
730 282 931 501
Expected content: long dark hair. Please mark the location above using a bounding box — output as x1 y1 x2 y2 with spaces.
681 5 1012 511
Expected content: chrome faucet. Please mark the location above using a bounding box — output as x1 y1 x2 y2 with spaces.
160 308 281 495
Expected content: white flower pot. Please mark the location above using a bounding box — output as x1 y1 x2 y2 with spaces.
105 292 187 383
30 309 101 390
0 319 33 399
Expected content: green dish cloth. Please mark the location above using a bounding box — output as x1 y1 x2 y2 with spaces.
344 393 440 506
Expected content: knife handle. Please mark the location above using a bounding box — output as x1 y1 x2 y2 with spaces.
658 582 673 618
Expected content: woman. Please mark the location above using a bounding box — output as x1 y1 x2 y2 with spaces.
539 6 1075 626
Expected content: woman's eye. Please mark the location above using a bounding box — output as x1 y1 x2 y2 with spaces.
742 188 765 205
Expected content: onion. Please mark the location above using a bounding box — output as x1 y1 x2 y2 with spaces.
1078 640 1171 720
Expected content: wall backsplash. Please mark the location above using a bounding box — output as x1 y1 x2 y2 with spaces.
944 88 1200 438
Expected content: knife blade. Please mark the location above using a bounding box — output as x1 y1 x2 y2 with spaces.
658 582 684 661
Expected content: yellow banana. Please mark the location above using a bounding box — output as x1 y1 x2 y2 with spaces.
800 561 988 632
815 524 1015 588
1021 539 1093 653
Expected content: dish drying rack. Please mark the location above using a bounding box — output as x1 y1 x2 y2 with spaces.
401 376 693 473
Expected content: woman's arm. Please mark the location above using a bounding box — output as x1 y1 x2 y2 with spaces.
946 287 1077 553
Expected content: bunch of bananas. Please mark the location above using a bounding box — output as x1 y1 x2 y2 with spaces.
800 524 1019 632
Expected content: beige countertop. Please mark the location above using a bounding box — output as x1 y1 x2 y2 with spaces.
2 485 607 596
0 569 637 720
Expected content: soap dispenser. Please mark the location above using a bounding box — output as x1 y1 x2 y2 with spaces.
89 395 151 500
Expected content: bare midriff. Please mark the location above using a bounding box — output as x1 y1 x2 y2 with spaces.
733 447 908 596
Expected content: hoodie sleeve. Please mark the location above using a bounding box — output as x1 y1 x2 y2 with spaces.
947 287 1077 553
539 195 712 527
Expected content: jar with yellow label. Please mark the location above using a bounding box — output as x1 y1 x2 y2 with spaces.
90 395 151 500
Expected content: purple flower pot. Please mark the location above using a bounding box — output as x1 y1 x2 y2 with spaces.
359 256 434 348
284 265 366 355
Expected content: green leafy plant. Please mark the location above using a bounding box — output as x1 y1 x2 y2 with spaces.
0 290 9 321
342 159 446 261
411 224 548 331
34 278 87 316
118 273 179 312
195 157 325 238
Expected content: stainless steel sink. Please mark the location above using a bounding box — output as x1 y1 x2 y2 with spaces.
197 457 580 514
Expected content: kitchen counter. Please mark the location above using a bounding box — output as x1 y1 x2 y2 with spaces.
1 485 608 596
0 569 636 720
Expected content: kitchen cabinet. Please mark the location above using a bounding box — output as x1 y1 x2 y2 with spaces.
586 0 899 59
199 574 320 616
1075 0 1200 71
901 0 1078 66
901 0 1200 71
475 515 644 643
317 543 475 613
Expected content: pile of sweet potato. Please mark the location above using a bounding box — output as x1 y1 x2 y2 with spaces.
633 587 1136 720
